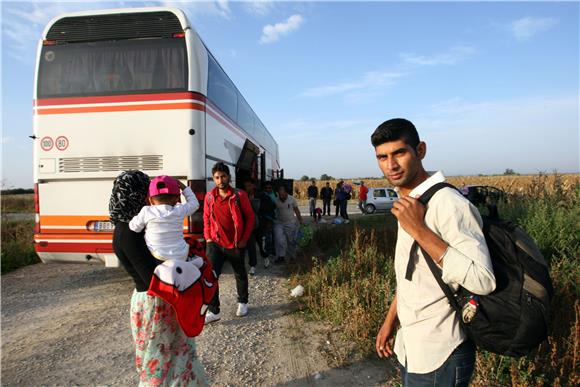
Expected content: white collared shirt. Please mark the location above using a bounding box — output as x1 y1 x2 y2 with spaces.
129 187 199 261
393 171 496 373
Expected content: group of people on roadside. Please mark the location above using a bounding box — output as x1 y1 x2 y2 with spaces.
110 117 496 386
308 179 354 221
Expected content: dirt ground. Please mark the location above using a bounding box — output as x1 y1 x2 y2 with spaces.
1 258 398 386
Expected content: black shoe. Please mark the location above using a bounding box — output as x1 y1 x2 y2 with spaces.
274 256 285 264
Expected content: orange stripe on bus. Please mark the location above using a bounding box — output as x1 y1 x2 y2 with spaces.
40 215 109 226
35 102 206 115
35 234 113 241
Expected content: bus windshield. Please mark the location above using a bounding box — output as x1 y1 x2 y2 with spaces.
38 38 188 98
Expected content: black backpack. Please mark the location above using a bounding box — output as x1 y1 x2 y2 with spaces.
406 182 553 357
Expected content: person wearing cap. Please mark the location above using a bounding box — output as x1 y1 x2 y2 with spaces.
129 175 200 261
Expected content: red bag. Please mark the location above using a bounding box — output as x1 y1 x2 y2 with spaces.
147 240 218 337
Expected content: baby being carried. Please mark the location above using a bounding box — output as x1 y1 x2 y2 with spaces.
129 175 199 262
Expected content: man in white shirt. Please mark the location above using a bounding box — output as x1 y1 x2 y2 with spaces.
273 185 303 264
373 118 496 386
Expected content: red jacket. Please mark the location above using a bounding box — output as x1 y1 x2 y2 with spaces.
203 187 255 249
359 185 369 201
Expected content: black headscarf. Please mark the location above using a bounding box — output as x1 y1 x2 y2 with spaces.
109 170 150 225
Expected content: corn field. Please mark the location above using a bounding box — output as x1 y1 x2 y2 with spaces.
292 173 579 201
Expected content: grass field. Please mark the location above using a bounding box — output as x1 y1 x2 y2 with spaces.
1 194 34 213
291 173 579 386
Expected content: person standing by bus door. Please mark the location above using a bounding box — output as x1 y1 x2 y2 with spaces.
359 181 369 214
307 180 318 218
203 162 255 323
242 178 261 276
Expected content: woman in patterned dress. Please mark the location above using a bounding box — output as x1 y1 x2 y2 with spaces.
109 170 208 386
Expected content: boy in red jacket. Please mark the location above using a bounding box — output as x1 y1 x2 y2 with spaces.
203 162 255 322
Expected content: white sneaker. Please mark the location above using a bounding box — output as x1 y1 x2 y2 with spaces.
236 303 248 317
264 257 270 268
249 266 256 276
205 311 221 324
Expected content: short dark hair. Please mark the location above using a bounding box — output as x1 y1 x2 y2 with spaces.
212 162 230 176
151 194 180 205
371 118 420 149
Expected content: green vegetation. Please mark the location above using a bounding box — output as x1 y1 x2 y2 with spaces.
292 173 579 386
1 194 34 213
1 219 39 274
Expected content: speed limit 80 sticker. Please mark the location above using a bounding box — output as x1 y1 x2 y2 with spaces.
40 136 69 151
55 136 69 151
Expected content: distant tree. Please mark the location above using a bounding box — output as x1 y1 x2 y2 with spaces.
503 168 517 176
1 188 34 195
300 175 310 181
320 173 334 181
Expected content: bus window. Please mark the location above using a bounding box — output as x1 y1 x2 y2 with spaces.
208 54 238 122
38 38 188 98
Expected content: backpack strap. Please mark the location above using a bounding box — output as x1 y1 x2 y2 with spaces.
404 181 464 317
404 182 458 281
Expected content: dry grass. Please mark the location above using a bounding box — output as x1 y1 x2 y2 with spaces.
1 194 34 213
1 218 39 274
291 173 579 386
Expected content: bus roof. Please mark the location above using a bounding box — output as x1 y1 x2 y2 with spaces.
41 7 190 39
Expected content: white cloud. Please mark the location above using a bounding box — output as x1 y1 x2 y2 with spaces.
400 46 478 67
158 0 232 20
509 17 558 41
244 0 275 17
1 136 14 145
301 70 405 98
1 1 234 64
259 14 303 44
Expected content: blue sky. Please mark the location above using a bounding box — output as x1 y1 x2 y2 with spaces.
2 1 579 188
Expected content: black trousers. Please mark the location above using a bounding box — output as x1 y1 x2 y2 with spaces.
322 199 331 215
207 242 248 314
246 231 257 267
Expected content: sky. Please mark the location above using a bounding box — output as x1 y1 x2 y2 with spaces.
1 0 579 188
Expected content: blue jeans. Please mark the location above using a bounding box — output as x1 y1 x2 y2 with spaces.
399 340 476 387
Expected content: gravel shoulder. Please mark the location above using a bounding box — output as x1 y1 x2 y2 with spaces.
2 258 397 386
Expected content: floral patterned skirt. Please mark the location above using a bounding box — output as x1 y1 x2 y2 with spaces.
130 290 208 386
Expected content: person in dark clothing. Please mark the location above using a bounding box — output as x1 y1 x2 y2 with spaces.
110 170 207 386
258 181 277 267
307 180 319 218
335 181 349 220
243 178 260 275
334 182 342 217
320 182 333 216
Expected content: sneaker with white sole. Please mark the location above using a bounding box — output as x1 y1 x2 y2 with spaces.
236 303 248 317
205 311 221 324
249 266 256 276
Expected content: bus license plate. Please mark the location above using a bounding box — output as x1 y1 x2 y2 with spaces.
94 221 114 232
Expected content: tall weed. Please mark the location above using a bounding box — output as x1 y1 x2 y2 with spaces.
1 219 39 274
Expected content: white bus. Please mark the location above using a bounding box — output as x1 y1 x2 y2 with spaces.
33 7 280 266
